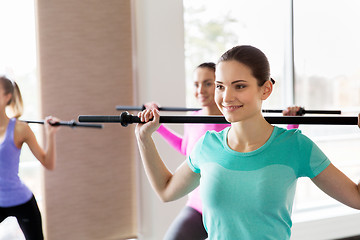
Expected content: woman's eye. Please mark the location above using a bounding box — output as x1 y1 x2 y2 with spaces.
235 85 246 89
206 82 213 87
216 85 223 90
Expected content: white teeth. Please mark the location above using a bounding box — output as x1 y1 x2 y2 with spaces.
223 105 242 109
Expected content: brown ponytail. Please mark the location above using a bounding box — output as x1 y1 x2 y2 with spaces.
0 76 24 118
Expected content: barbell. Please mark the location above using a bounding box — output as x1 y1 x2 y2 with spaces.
78 112 358 127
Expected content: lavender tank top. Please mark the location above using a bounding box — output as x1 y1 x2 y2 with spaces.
0 118 32 207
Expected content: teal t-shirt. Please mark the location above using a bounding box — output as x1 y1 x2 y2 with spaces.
187 126 330 240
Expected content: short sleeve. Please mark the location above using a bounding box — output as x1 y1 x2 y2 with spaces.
187 156 200 173
187 134 207 173
297 133 331 178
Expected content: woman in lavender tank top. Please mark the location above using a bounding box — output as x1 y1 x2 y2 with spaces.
0 76 60 240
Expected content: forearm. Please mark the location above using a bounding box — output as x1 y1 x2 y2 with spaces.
43 132 56 170
137 134 174 200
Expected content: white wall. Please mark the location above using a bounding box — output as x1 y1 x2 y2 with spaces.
291 212 360 240
133 0 187 239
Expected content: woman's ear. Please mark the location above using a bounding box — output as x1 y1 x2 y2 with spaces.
5 93 12 105
261 80 273 100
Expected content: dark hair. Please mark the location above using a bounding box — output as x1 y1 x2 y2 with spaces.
218 45 275 86
197 62 216 72
0 76 23 118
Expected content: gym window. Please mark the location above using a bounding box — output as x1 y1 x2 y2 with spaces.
183 0 360 223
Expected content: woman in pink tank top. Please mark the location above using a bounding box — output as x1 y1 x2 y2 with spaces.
145 62 225 240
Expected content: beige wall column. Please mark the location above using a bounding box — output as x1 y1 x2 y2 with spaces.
36 1 137 239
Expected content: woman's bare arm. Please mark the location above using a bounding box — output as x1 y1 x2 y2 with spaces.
135 109 200 202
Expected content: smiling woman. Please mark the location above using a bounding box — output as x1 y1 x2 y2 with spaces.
215 46 274 123
134 44 360 239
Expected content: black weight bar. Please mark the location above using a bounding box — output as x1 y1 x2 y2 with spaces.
116 105 201 112
115 105 341 115
262 109 341 115
23 120 103 129
78 112 357 127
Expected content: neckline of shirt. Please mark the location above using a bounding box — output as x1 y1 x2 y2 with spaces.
222 126 279 157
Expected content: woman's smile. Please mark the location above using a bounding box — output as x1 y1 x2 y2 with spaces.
221 105 243 112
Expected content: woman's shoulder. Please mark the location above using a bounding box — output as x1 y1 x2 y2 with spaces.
203 127 229 143
191 127 228 156
275 126 302 136
273 126 314 146
208 126 229 134
14 119 32 137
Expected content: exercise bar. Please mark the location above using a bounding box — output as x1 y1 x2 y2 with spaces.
23 120 103 129
262 109 341 115
116 105 201 112
78 112 358 127
115 105 341 115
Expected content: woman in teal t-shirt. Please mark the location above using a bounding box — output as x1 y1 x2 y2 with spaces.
134 45 360 240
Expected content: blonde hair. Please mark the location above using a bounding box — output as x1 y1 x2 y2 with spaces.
0 76 23 118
